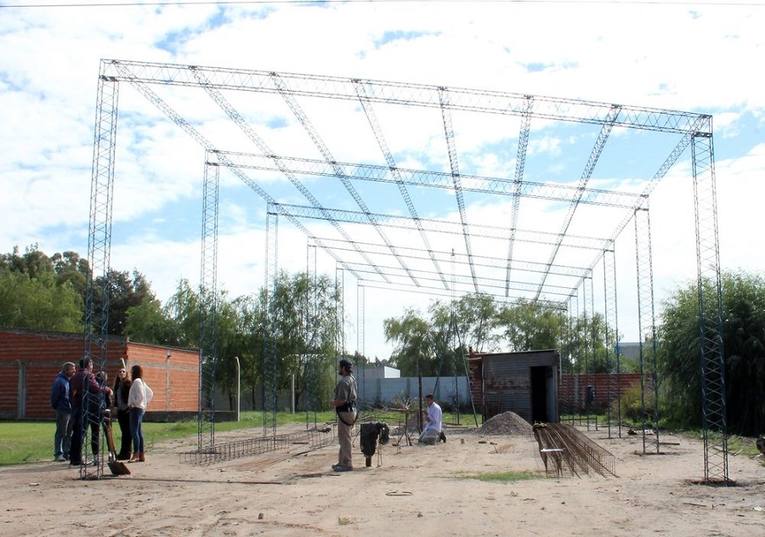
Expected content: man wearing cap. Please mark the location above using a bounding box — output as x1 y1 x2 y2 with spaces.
331 359 357 472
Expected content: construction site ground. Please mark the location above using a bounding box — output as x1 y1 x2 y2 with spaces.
1 424 763 537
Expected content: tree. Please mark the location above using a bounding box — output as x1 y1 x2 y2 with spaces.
0 269 82 332
659 272 765 436
495 300 566 352
384 309 434 376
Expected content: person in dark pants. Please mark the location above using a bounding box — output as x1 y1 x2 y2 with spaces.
50 362 76 461
112 366 132 461
69 357 113 466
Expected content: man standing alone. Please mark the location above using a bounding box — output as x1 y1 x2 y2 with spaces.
331 359 357 472
50 362 76 461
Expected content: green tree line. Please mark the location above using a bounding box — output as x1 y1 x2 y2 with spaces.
2 246 762 434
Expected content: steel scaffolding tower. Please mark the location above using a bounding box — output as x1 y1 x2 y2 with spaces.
602 246 621 438
635 208 661 454
691 128 729 483
81 68 119 480
86 58 729 482
198 162 220 452
262 208 279 438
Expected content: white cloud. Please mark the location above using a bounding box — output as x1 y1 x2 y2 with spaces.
2 2 764 359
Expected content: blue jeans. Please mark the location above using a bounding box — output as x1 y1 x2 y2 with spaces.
129 408 145 454
54 409 71 458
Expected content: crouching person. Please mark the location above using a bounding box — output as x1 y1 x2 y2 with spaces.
418 394 446 445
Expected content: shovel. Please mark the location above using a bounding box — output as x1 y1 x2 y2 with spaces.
103 410 131 476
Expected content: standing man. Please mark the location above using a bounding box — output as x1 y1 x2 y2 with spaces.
50 362 76 461
331 359 357 472
68 357 112 466
418 394 445 445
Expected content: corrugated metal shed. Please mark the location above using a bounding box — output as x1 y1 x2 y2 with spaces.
469 349 560 424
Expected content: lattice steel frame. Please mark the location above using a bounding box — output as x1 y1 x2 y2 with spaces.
602 245 620 438
262 207 279 438
198 162 220 451
85 59 729 481
635 208 661 454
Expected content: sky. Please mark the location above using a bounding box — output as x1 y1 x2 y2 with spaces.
1 0 764 361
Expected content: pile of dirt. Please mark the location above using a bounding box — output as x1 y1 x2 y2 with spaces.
476 411 533 435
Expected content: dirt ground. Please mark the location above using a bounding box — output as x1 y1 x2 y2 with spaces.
1 423 763 537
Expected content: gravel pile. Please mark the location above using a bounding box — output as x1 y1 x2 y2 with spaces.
477 411 533 435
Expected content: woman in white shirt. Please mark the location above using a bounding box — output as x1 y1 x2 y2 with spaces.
128 364 153 462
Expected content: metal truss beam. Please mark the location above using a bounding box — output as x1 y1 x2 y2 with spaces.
535 105 622 301
341 261 576 297
278 202 610 251
506 96 534 296
271 72 421 286
309 235 590 279
691 130 729 483
101 59 708 134
110 61 367 284
210 151 640 208
357 280 567 310
353 80 448 289
439 87 478 292
198 162 220 452
188 69 387 284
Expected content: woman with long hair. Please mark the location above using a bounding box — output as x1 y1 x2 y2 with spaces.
127 365 153 463
112 366 132 460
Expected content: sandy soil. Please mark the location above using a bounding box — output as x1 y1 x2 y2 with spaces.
1 424 763 537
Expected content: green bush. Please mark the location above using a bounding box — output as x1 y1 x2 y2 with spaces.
612 383 654 423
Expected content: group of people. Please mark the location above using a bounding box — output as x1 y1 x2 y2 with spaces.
331 359 445 472
50 358 153 466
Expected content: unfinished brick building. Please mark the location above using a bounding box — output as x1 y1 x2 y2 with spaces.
0 328 199 420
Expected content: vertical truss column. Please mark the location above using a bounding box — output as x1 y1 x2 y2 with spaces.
571 293 579 423
505 95 533 295
581 276 592 429
356 282 366 406
198 160 220 452
634 208 660 454
81 70 120 480
602 246 620 438
691 130 729 483
438 87 479 293
304 242 319 428
262 207 279 438
335 266 345 358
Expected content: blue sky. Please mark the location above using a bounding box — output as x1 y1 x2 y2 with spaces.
1 1 764 359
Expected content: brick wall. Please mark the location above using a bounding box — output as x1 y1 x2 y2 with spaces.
0 329 199 419
125 342 199 412
559 373 642 411
0 329 127 418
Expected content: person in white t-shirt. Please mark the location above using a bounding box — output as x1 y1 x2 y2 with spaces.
418 394 446 445
127 364 153 463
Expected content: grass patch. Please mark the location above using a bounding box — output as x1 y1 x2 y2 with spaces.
727 435 762 459
459 470 541 483
0 410 337 467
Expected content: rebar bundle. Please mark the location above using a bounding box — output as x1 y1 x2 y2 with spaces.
179 426 335 466
533 423 616 478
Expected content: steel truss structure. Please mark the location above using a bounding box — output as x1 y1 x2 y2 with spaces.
85 59 729 482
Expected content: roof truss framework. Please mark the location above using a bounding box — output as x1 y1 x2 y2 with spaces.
87 59 728 482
